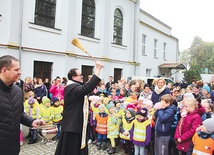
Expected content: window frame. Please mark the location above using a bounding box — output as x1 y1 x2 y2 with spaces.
34 0 56 28
113 8 123 45
81 0 96 38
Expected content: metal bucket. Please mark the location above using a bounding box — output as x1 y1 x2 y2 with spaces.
38 125 58 141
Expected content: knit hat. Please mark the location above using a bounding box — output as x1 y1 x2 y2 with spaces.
202 85 211 93
202 118 214 134
144 99 154 107
126 103 136 110
42 96 50 105
183 93 194 98
28 97 35 105
136 108 148 117
98 104 105 110
126 108 136 118
106 103 115 110
52 97 59 104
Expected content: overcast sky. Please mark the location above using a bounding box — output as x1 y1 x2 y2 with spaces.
140 0 214 51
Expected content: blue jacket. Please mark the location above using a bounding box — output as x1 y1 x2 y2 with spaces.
155 104 177 136
151 87 170 104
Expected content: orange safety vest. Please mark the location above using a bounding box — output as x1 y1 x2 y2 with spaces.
192 132 214 155
95 114 108 134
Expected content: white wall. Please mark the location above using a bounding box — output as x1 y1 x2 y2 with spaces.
0 0 179 83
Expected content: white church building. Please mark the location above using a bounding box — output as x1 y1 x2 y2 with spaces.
0 0 184 83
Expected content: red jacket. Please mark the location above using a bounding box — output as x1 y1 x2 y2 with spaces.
174 110 202 152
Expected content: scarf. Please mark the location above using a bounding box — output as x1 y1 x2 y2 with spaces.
155 84 166 94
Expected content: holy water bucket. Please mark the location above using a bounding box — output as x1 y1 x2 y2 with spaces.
38 125 58 143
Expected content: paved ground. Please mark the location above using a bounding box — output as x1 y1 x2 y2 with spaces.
20 125 124 155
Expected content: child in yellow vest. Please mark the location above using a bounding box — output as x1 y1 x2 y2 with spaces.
187 117 214 155
26 96 40 144
130 108 151 155
40 97 54 124
95 104 108 150
52 97 63 140
106 103 119 154
119 108 136 155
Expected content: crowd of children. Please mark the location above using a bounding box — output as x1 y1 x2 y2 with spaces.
18 75 214 155
22 90 63 145
86 76 214 155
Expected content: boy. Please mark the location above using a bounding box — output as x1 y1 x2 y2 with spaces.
154 94 177 155
187 117 214 155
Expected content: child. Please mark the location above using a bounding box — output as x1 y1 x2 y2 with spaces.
107 103 119 154
26 97 40 144
130 108 151 155
201 99 214 121
52 97 63 140
95 104 108 150
119 108 136 155
187 117 214 155
40 97 54 125
154 94 177 155
174 98 202 155
90 95 102 144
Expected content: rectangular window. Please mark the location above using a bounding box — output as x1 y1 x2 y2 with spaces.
142 34 146 55
163 42 167 60
154 39 158 58
146 69 151 77
34 61 52 81
34 0 56 28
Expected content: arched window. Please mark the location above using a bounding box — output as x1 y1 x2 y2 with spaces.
113 9 123 45
81 0 95 37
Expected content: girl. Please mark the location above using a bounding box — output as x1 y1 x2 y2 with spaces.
119 108 136 155
130 108 151 155
107 103 119 154
174 98 202 155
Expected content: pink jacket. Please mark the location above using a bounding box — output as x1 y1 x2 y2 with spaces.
174 110 202 152
49 84 64 100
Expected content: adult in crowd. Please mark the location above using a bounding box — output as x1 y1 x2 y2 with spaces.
34 77 47 104
151 78 171 104
49 76 64 100
44 78 51 99
0 55 45 155
105 76 114 93
55 60 103 155
139 83 152 100
208 75 214 91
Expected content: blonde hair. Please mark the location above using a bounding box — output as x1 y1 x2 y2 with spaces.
184 98 198 110
157 78 166 84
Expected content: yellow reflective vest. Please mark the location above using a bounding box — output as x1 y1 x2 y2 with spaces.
119 118 134 140
24 100 40 119
39 105 54 124
133 119 150 142
52 105 63 123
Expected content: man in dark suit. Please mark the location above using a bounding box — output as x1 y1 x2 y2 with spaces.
15 77 24 92
55 60 103 155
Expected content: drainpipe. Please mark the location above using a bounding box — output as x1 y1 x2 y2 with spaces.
18 0 24 67
132 0 139 76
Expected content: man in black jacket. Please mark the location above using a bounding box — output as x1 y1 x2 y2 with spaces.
55 60 103 155
0 55 45 155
